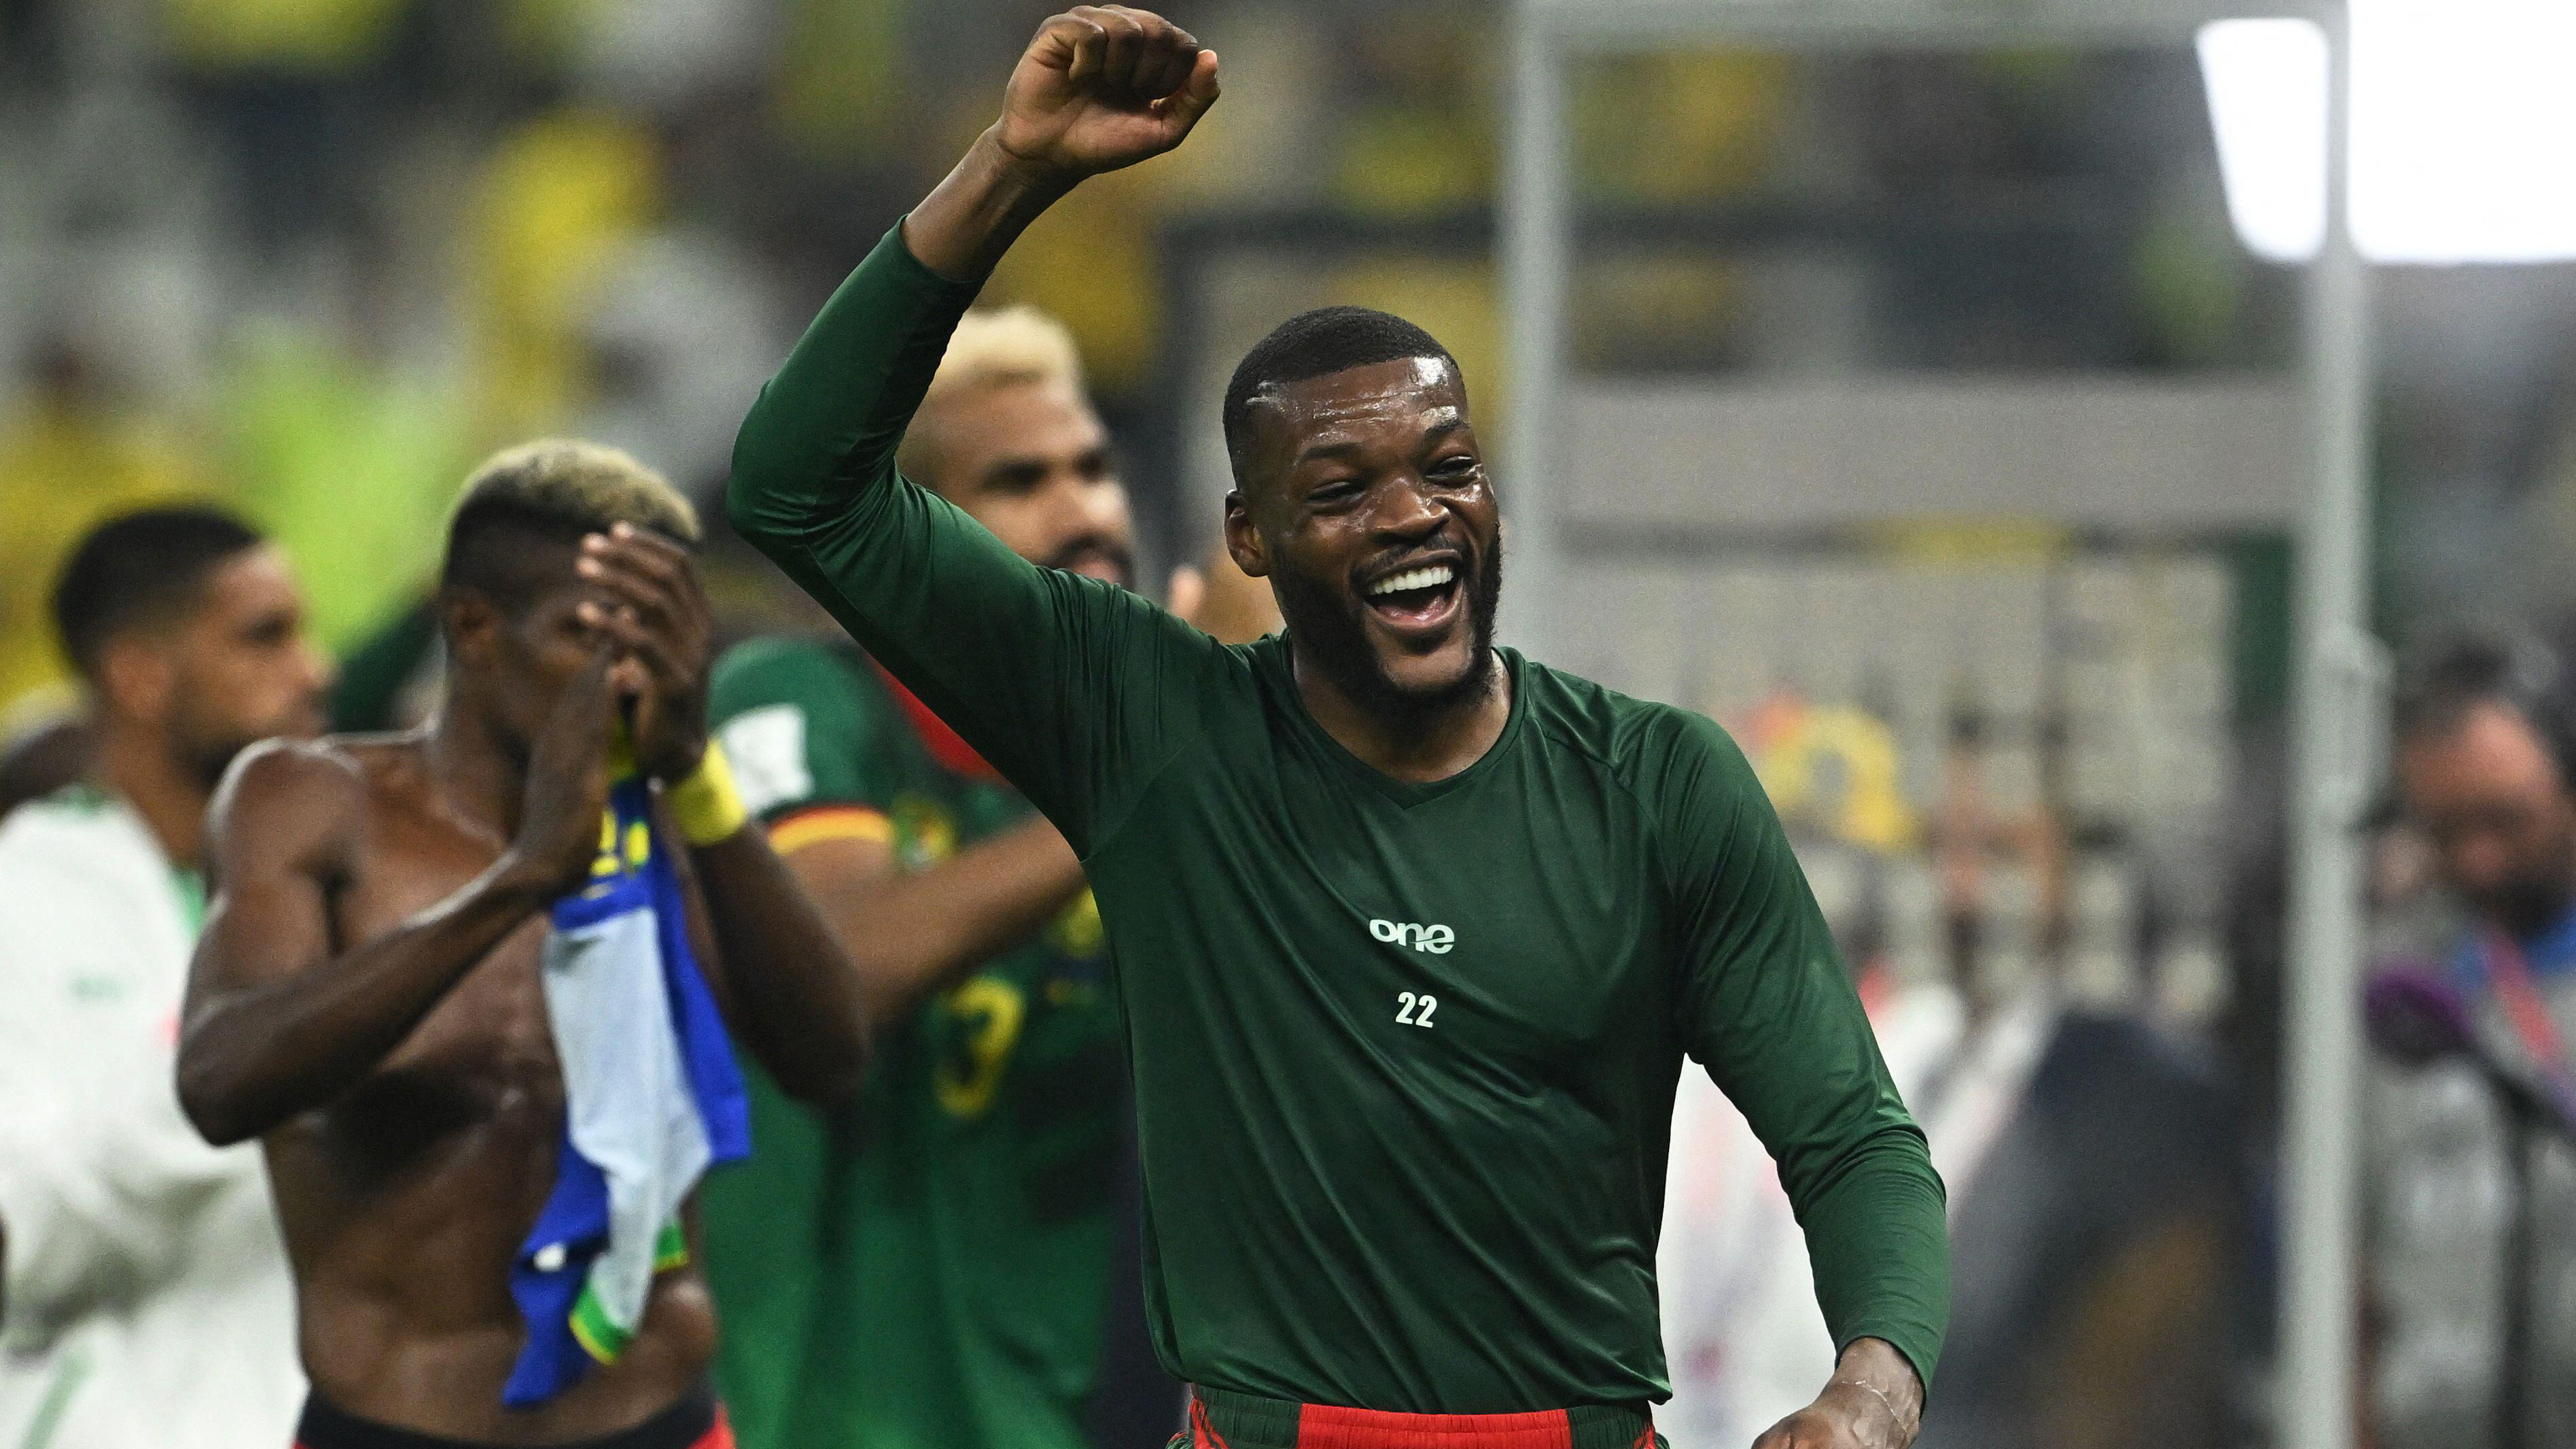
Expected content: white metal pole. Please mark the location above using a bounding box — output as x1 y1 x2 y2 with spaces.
2279 4 2378 1447
1498 0 1572 663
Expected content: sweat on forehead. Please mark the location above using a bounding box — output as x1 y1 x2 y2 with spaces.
1222 307 1462 482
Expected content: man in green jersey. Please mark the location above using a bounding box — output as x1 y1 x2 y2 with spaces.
727 10 1951 1448
700 304 1184 1449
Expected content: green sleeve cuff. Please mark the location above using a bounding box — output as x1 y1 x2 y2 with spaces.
874 216 989 302
1800 1132 1952 1396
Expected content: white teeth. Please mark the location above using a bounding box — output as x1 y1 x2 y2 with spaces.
1366 563 1455 597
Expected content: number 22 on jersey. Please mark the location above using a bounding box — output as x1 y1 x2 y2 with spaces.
1396 991 1439 1028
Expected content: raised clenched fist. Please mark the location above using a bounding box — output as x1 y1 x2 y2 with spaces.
994 6 1220 180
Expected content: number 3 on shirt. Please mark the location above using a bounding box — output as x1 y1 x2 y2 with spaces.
1396 991 1439 1028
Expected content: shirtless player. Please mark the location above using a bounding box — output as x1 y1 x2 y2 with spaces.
177 442 870 1448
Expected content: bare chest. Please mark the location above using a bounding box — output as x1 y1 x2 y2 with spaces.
319 805 566 1170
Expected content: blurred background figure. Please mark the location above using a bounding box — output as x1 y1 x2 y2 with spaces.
0 335 206 720
0 506 328 1448
2370 635 2576 1449
1660 696 2245 1449
0 708 92 818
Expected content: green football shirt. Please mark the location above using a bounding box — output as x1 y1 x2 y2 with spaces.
697 635 1123 1449
726 224 1951 1414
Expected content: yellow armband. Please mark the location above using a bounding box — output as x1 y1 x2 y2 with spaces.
666 741 750 846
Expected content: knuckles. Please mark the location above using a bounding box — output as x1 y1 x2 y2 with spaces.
1053 5 1191 58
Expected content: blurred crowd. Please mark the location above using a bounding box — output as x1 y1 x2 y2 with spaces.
0 0 2312 729
0 0 1409 722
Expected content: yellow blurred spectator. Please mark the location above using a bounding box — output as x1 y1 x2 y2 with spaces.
983 171 1168 400
0 343 208 712
1733 689 1920 855
1336 106 1490 219
468 109 661 444
1328 258 1503 421
1332 11 1494 217
162 0 406 71
499 0 607 60
1576 51 1791 205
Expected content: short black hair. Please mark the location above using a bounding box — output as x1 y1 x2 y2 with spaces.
442 440 700 618
1220 307 1460 483
2395 631 2576 786
50 506 266 680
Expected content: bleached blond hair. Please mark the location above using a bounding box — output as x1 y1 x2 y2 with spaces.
442 440 701 612
896 307 1088 483
452 439 701 543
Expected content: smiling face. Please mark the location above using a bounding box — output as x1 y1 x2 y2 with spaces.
1224 355 1502 716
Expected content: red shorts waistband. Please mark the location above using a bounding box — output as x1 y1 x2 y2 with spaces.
1186 1385 1654 1449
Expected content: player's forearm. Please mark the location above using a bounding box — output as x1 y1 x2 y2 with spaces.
1790 1125 1952 1403
722 211 1114 831
680 826 872 1103
823 815 1087 1026
904 128 1076 281
725 124 1075 547
177 862 554 1145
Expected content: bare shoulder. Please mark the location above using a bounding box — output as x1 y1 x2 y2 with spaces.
207 733 408 875
214 734 368 820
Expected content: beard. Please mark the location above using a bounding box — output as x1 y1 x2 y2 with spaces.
2473 860 2576 939
1272 534 1504 725
1042 533 1134 585
171 692 325 792
175 722 269 792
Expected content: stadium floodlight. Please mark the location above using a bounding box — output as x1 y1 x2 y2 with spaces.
2197 18 2329 264
2349 0 2576 264
2201 1 2576 265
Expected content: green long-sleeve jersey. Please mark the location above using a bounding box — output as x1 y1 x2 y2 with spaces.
726 224 1950 1414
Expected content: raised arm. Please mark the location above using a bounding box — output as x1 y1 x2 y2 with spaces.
178 654 619 1147
725 7 1223 851
1656 712 1949 1449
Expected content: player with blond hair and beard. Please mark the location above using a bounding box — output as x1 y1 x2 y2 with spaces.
702 300 1194 1449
